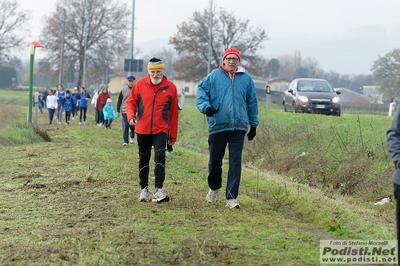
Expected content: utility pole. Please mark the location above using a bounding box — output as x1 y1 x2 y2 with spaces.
82 0 89 87
129 0 135 76
207 0 213 74
269 60 273 78
59 8 66 85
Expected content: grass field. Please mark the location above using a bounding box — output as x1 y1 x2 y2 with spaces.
0 90 397 265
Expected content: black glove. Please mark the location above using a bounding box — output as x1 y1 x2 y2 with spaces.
247 127 256 141
205 107 217 117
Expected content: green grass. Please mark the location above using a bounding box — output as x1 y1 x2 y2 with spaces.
0 90 397 265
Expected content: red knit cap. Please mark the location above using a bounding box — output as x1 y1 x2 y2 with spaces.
222 48 241 61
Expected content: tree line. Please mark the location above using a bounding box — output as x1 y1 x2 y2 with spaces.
0 0 395 96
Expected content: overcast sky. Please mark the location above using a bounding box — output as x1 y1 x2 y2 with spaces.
18 0 400 75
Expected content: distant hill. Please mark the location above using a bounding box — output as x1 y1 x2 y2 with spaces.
135 37 172 59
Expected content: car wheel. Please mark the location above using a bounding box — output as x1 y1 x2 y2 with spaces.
292 102 296 113
332 109 341 116
283 102 287 112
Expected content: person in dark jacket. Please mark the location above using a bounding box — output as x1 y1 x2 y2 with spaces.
71 87 78 120
386 106 400 264
63 90 73 125
42 90 49 109
196 47 259 209
38 92 45 114
56 85 65 124
77 86 91 125
166 105 182 157
117 75 136 146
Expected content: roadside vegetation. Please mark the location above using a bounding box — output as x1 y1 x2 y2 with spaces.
0 90 396 265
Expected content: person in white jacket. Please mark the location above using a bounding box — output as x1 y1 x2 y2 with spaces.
91 89 100 125
46 89 58 125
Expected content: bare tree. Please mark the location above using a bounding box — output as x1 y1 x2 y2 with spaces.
264 58 280 78
277 51 321 80
277 54 297 79
170 6 268 82
40 0 131 87
0 0 29 61
153 48 176 79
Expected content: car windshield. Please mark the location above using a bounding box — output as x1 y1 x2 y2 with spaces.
297 81 334 92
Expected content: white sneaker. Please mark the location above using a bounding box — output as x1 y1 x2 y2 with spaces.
129 137 135 144
58 121 61 125
166 151 172 157
79 122 82 125
205 189 219 203
226 199 240 209
71 117 75 120
138 187 150 202
84 121 86 125
122 142 128 146
152 188 170 202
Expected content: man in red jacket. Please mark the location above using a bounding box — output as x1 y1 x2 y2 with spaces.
126 57 179 203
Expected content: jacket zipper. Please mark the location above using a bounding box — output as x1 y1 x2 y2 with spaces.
150 85 169 134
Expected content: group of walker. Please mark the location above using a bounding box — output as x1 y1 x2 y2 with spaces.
40 48 259 209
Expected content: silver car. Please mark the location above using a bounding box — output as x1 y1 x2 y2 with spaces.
282 78 341 116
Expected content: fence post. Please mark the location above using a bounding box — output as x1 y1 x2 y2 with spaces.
389 102 394 116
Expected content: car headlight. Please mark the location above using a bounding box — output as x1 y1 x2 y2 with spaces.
298 96 309 103
332 97 340 103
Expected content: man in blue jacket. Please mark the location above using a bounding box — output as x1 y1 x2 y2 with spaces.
196 47 259 209
386 106 400 264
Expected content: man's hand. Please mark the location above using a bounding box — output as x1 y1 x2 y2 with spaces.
205 107 217 117
129 118 136 126
117 112 120 118
168 140 175 146
247 126 256 141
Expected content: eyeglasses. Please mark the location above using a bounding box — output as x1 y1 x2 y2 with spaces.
225 57 239 62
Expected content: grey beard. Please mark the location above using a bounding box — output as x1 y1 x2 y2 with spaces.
151 78 161 85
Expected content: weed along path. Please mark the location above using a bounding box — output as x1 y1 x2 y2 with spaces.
0 106 396 265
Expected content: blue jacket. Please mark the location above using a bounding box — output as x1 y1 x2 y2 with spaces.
196 66 259 134
64 96 73 112
56 91 65 106
78 92 91 108
387 107 400 185
103 103 118 120
71 93 77 105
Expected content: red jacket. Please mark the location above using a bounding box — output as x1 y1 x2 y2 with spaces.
96 92 110 111
126 75 179 142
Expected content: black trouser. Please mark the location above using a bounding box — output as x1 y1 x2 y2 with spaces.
65 111 71 123
137 133 167 189
208 130 245 200
95 108 100 124
79 107 87 122
71 104 76 117
104 119 113 128
98 109 105 124
394 184 400 265
122 114 135 143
